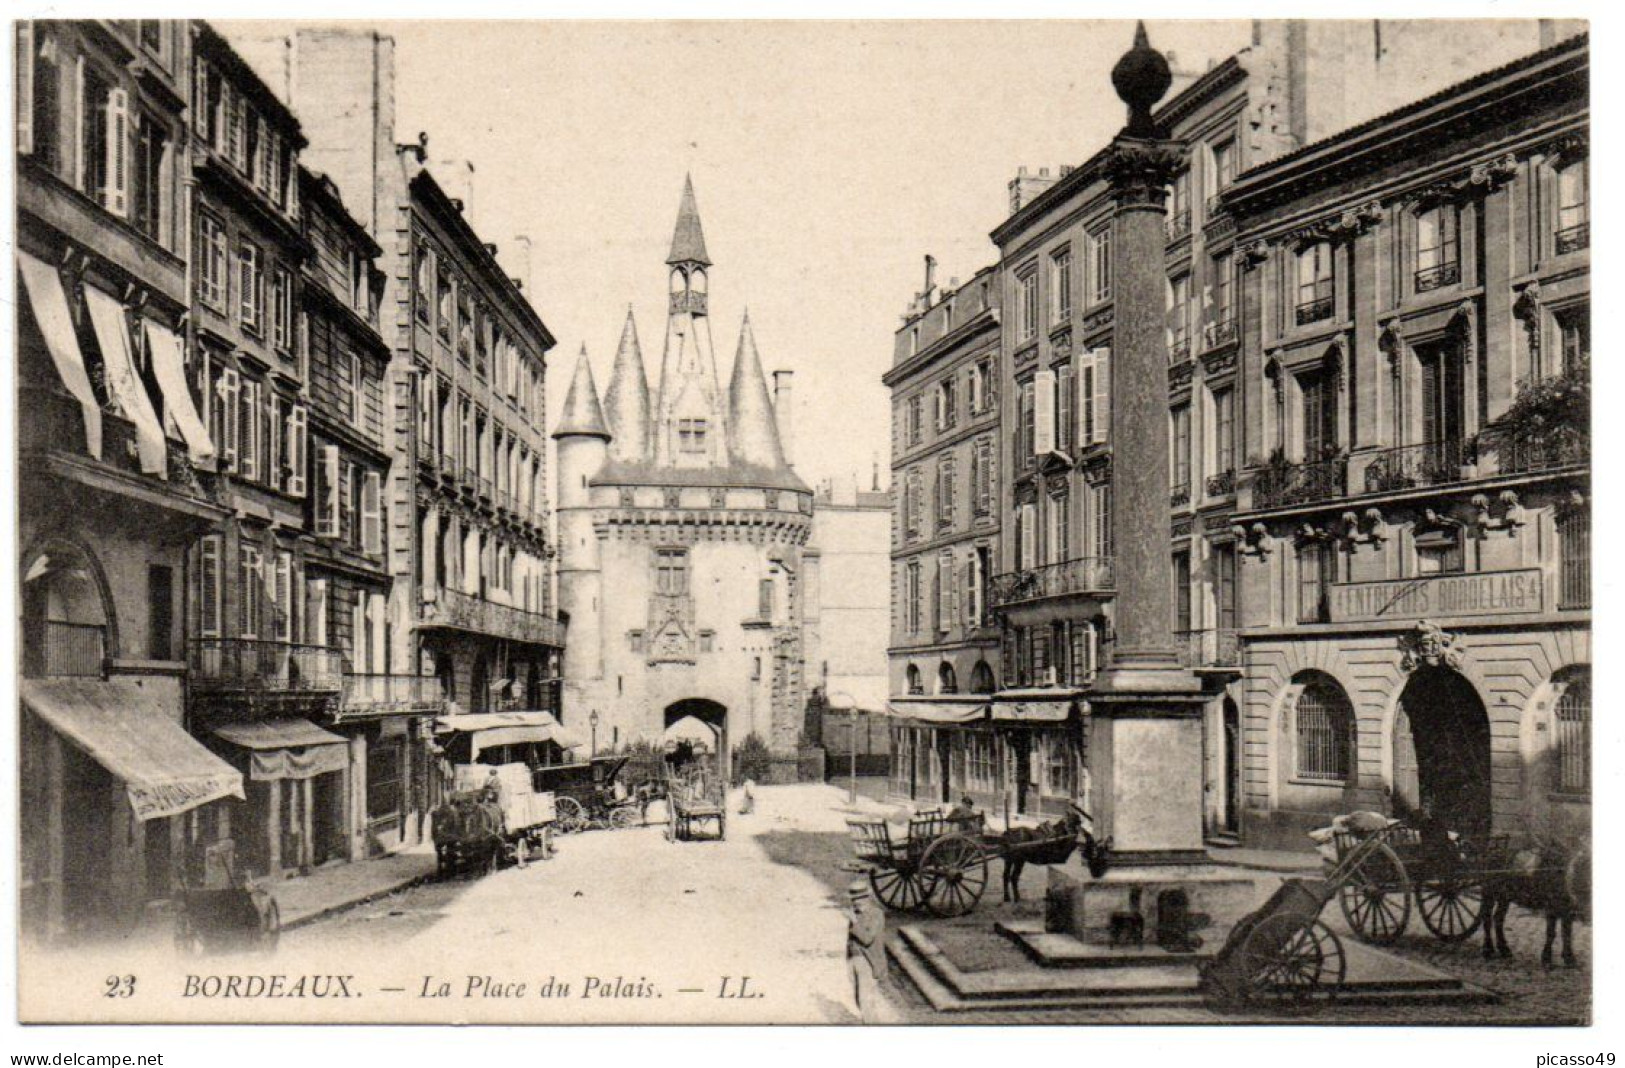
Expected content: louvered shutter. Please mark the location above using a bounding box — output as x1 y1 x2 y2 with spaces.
238 379 259 479
266 393 283 491
1033 368 1055 456
936 552 951 632
272 551 292 641
317 445 340 537
73 57 85 191
217 369 239 469
1057 364 1075 454
255 117 270 190
199 536 221 637
1021 503 1037 569
16 24 33 155
192 58 208 136
351 597 367 673
362 470 383 555
104 86 129 216
1079 353 1096 444
965 556 981 627
339 462 354 543
307 578 327 646
1092 348 1111 444
286 405 308 496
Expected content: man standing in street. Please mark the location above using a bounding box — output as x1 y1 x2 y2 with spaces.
846 880 890 1023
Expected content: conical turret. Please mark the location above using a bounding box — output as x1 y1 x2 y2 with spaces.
553 345 610 441
666 173 711 267
603 307 651 462
727 311 788 470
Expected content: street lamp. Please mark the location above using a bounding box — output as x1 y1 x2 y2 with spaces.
589 709 600 759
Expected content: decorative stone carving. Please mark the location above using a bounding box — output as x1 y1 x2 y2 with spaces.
1513 282 1542 373
1168 360 1194 391
1102 139 1185 210
646 593 697 663
1339 508 1388 549
1547 132 1587 166
1082 306 1115 336
1407 154 1518 206
1236 241 1268 270
1231 521 1272 557
1288 201 1382 246
1399 620 1465 673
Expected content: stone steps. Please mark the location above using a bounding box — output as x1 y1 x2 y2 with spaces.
888 923 1499 1015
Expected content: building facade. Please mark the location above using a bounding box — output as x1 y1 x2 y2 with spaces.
554 179 815 778
1222 35 1589 848
17 18 246 938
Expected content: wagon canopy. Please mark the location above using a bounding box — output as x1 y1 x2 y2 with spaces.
436 712 586 756
22 677 245 821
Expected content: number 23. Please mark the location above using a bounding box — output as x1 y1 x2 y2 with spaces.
104 975 136 998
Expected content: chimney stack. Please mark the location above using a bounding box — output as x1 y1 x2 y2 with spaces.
772 370 795 467
512 234 535 303
436 158 476 225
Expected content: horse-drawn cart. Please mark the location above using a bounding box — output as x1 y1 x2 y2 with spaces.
1328 820 1500 945
432 762 557 876
535 755 647 833
665 768 726 842
173 840 280 956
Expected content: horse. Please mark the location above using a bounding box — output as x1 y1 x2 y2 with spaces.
994 804 1112 902
431 792 506 876
1480 838 1589 968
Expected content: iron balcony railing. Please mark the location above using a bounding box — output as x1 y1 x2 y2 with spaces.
1169 337 1191 364
1295 294 1334 326
1170 483 1191 509
342 673 447 711
1485 436 1588 477
989 556 1114 608
1202 317 1238 351
1555 222 1589 255
189 638 346 693
25 620 107 678
1414 261 1461 293
1205 468 1236 498
1253 453 1348 510
22 388 221 505
1165 209 1192 241
1175 628 1241 669
1362 438 1472 494
420 585 568 647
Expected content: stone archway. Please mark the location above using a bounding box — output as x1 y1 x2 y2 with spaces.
1396 666 1492 836
664 698 730 783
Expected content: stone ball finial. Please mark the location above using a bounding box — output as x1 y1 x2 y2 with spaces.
1111 21 1173 139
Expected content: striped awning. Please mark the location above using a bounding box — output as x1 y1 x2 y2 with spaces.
436 711 585 753
885 700 988 725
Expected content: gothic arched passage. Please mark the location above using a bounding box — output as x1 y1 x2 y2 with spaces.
1396 666 1492 836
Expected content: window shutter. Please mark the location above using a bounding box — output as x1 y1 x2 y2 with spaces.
286 404 308 496
317 445 340 537
351 597 367 673
217 369 239 469
1021 503 1037 569
936 553 951 632
362 470 383 555
254 116 270 190
273 551 292 641
199 536 221 637
965 556 981 627
266 393 283 491
339 462 355 543
307 578 327 646
104 86 129 216
16 24 33 155
73 56 85 191
1033 368 1055 455
192 59 208 136
237 379 258 479
1092 348 1111 444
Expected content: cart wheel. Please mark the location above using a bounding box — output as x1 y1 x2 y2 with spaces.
1338 841 1411 944
921 835 989 917
1239 916 1345 1003
869 868 927 912
1417 876 1484 942
718 812 726 841
555 797 587 835
258 898 282 953
610 806 639 830
665 809 676 843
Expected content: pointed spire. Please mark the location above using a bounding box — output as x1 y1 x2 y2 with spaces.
727 311 787 469
552 345 611 441
666 173 712 267
604 307 651 461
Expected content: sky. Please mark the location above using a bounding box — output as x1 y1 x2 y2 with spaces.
355 20 1256 494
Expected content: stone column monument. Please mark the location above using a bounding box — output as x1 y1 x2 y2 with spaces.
1088 23 1208 864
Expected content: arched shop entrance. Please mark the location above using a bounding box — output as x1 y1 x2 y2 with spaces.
1394 667 1492 837
664 698 729 783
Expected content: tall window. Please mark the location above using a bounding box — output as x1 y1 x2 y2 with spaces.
1056 363 1075 455
936 376 958 432
1208 139 1235 202
758 578 775 620
1209 252 1234 336
1212 386 1236 478
935 456 955 530
1555 159 1589 253
1557 306 1589 375
1295 675 1353 782
1018 378 1036 472
1091 482 1113 559
1296 541 1335 624
906 396 923 446
973 358 994 414
1166 272 1191 357
1300 370 1336 460
972 436 994 517
1415 204 1460 290
678 418 707 455
1170 404 1191 497
132 112 167 244
1088 229 1112 305
197 212 227 310
1558 507 1590 610
436 270 453 341
22 25 63 173
1417 341 1464 449
1172 550 1191 634
1017 268 1038 342
78 65 120 212
1168 170 1191 236
905 562 922 635
414 242 432 322
1553 667 1590 796
1295 243 1334 325
1214 544 1238 635
272 267 294 352
238 544 263 639
1050 247 1072 324
1049 492 1070 564
655 549 689 596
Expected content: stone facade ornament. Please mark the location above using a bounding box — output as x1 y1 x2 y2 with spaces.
1399 620 1465 673
1513 282 1542 373
1407 153 1519 206
1288 201 1382 246
1236 240 1269 270
1101 140 1186 209
1547 131 1588 165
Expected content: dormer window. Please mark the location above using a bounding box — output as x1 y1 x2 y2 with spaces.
678 418 707 455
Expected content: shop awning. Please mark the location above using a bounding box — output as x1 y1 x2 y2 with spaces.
83 285 166 476
213 719 348 781
436 711 584 754
21 677 244 821
990 688 1084 723
17 251 102 459
144 320 215 464
885 700 989 725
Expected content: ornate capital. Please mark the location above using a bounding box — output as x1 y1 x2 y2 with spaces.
1236 240 1269 270
1103 138 1185 210
1548 131 1588 166
1289 201 1382 245
1399 620 1465 674
1513 281 1542 322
